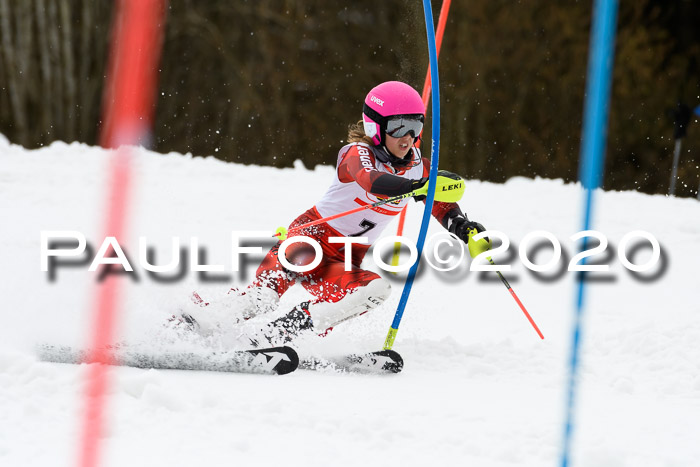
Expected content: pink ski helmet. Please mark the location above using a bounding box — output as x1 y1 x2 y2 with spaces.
362 81 425 147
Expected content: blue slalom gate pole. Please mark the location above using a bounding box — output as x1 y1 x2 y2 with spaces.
561 1 619 466
383 0 440 350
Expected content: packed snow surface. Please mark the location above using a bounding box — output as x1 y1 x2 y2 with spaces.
1 137 699 466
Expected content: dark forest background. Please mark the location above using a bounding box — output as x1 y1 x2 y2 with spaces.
1 1 699 197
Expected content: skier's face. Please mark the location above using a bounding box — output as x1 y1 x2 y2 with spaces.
384 133 413 159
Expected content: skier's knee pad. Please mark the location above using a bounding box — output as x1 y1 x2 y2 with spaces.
307 278 391 331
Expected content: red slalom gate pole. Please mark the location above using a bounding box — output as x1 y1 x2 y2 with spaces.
391 0 452 267
418 0 452 124
79 2 167 467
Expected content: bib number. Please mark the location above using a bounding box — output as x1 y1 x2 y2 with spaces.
350 219 377 237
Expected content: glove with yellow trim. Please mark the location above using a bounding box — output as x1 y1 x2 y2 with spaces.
448 217 491 258
412 170 465 203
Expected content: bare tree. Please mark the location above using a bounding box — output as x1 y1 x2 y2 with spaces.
0 0 111 147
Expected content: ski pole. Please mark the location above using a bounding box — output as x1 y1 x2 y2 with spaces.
274 175 464 240
390 0 452 270
487 257 544 339
273 191 416 240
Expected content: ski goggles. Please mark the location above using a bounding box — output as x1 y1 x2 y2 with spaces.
385 116 424 138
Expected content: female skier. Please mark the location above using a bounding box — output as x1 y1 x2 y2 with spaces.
178 81 490 346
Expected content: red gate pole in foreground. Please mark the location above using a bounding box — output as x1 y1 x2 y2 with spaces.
79 2 167 467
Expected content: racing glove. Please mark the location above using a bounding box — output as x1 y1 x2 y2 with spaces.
448 217 491 258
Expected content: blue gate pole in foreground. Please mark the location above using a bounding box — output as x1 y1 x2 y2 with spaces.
561 1 619 466
383 0 441 350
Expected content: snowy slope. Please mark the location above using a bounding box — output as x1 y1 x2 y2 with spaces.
1 136 699 467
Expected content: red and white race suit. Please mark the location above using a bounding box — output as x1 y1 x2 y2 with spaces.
251 142 463 332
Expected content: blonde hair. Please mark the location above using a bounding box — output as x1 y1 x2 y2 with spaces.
347 120 374 145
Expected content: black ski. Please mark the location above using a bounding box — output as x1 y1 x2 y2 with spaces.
300 349 403 374
37 344 299 375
